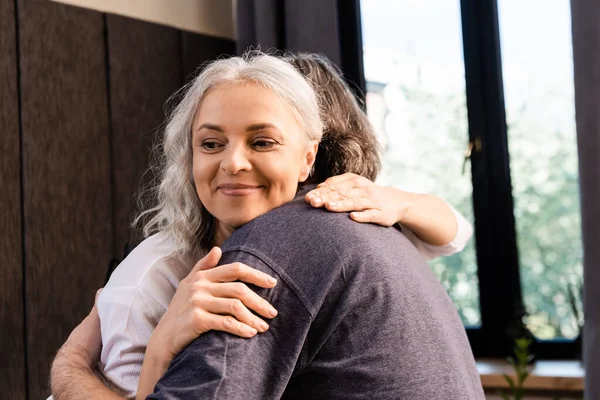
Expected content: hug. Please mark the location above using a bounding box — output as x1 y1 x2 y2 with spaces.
49 51 482 399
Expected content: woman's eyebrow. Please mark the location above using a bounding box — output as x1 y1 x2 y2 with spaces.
246 123 279 132
197 123 224 132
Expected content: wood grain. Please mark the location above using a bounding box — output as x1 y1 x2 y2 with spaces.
17 0 112 397
106 15 181 253
0 1 26 398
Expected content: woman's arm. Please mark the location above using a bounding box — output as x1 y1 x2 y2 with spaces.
135 249 279 399
306 173 473 257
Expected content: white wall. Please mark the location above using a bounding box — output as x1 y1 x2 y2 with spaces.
50 0 235 39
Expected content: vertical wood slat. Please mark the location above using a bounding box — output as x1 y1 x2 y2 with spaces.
106 15 182 254
18 0 112 397
0 1 26 399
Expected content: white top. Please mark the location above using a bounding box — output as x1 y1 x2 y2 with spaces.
97 206 473 398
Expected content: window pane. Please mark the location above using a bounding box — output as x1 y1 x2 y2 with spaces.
361 0 480 326
498 0 583 340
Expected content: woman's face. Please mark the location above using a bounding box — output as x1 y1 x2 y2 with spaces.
192 82 318 238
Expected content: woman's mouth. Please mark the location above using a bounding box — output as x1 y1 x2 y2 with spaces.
217 183 263 196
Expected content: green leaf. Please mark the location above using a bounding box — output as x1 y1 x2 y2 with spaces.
504 374 517 392
498 390 511 400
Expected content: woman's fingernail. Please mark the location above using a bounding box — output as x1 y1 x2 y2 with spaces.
259 321 269 331
328 201 336 207
267 276 277 285
314 197 322 204
246 327 258 336
268 306 278 317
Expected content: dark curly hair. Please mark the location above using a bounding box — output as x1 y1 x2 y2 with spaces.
286 53 381 183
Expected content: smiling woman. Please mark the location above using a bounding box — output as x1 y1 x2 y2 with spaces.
92 52 327 398
138 52 323 253
192 82 319 241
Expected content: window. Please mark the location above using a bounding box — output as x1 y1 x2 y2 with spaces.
359 0 582 358
361 0 480 327
497 0 583 342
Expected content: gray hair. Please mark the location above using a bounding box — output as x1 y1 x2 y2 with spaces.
134 52 323 257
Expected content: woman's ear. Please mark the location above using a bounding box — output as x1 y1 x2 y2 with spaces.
299 140 319 182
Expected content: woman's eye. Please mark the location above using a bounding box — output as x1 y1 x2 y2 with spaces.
252 140 277 149
200 141 223 151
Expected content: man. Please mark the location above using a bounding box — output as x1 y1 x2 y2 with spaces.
148 190 484 399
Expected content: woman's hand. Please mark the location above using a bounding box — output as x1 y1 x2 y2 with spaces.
151 247 279 360
307 173 466 249
306 173 409 227
137 248 279 399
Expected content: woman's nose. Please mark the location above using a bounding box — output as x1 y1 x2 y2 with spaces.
220 146 252 174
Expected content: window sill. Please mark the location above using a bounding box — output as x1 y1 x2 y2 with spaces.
477 359 584 392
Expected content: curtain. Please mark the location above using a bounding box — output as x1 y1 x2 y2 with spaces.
235 0 366 99
570 0 600 398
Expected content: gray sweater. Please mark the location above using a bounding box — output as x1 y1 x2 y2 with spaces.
149 188 484 399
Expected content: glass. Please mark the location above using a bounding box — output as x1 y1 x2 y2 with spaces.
361 0 481 326
498 0 583 340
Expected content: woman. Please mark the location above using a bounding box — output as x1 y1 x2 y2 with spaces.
50 52 472 399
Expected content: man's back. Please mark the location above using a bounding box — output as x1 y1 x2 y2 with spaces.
150 190 484 399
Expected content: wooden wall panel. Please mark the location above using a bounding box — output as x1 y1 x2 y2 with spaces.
17 0 112 397
106 15 182 254
181 32 236 82
0 1 26 399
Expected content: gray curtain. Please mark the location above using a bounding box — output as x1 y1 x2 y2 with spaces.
570 1 600 398
236 0 342 64
235 0 366 98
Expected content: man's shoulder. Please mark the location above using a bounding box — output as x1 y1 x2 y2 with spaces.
228 194 396 250
220 191 424 290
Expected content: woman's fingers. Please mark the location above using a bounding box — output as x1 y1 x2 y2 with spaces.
324 196 373 213
350 209 388 226
209 282 278 319
199 312 258 338
197 247 223 271
308 174 362 205
205 297 270 333
316 172 361 189
305 185 333 207
204 262 277 288
307 187 367 208
185 247 223 282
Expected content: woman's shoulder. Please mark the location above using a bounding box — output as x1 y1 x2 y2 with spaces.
104 233 193 291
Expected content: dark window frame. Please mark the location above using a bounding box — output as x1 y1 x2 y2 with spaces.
343 0 582 359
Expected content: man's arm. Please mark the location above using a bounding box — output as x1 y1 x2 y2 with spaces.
50 296 126 400
51 349 125 400
148 250 312 400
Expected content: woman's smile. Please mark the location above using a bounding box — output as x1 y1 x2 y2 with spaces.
217 183 264 196
192 81 318 229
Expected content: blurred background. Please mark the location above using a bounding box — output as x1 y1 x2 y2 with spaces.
1 1 598 399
